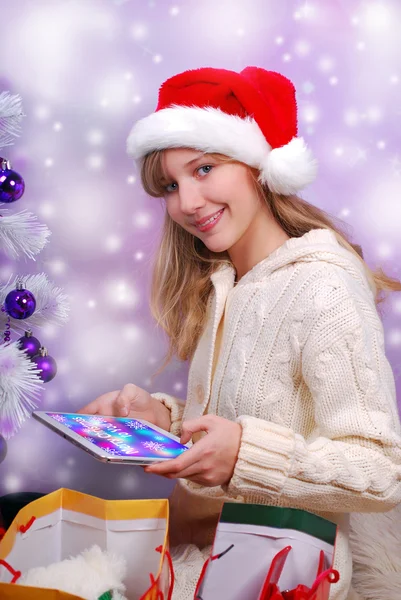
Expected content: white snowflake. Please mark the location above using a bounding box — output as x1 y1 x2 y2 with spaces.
154 435 166 442
142 441 165 452
126 420 147 430
104 448 121 456
51 414 65 423
88 416 105 426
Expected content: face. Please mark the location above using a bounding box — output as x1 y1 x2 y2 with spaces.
160 147 267 255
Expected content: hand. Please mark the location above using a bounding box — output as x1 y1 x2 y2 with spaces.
77 383 171 432
144 415 242 487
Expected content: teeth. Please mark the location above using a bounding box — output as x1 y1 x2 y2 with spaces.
199 210 223 227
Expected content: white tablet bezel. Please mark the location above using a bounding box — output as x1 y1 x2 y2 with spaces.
33 411 188 465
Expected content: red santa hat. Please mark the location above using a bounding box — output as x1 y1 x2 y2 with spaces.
126 66 317 195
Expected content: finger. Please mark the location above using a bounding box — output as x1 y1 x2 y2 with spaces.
114 394 129 417
180 416 213 445
145 441 206 475
157 461 203 480
77 400 99 415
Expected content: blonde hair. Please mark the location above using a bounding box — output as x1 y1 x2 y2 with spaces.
139 150 401 383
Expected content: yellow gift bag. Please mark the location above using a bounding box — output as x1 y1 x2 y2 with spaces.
0 488 173 600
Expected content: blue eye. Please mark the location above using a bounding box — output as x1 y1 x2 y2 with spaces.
164 165 213 193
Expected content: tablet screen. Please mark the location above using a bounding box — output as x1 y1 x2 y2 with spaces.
45 412 188 459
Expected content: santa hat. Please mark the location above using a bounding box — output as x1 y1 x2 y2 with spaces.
126 66 317 195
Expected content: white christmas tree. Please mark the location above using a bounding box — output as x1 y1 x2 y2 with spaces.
0 91 70 446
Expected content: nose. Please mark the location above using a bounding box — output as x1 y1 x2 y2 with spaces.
177 180 206 216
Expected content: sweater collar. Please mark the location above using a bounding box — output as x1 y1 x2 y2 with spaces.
210 228 370 292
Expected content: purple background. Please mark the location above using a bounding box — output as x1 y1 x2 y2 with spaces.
0 0 400 499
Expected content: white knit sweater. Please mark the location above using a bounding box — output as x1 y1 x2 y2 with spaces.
151 228 401 600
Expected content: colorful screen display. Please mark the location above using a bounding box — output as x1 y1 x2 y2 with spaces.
45 412 188 459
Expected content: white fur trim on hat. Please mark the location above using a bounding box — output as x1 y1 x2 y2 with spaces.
126 105 317 195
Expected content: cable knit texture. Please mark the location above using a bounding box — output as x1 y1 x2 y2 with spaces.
150 229 401 600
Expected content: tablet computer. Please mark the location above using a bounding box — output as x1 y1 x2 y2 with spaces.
33 411 189 465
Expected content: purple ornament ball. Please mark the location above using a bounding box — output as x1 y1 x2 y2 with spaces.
32 354 57 383
0 168 25 203
4 288 36 319
0 434 7 464
17 333 42 358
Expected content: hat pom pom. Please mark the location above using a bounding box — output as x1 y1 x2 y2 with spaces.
258 137 318 195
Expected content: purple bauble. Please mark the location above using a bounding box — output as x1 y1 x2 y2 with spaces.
0 434 7 464
4 287 36 319
32 351 57 383
0 168 25 203
17 331 42 358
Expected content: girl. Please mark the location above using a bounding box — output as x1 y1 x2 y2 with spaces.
79 66 401 599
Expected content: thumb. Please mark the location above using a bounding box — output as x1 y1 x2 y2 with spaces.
115 394 130 417
180 416 213 445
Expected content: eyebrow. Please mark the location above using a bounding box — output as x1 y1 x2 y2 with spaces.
160 152 207 184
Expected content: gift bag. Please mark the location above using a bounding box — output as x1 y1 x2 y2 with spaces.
194 503 339 600
0 488 174 600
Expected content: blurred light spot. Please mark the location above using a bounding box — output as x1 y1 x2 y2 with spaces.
170 6 180 17
39 203 56 218
390 75 399 84
87 154 104 169
123 324 141 343
4 474 21 493
334 147 344 156
44 158 54 167
173 381 184 393
318 56 335 72
329 76 338 85
339 208 350 217
363 3 391 32
34 105 51 120
127 175 136 184
131 24 148 40
106 280 139 308
87 299 97 308
53 122 63 132
133 211 152 228
87 129 105 146
57 358 71 375
388 329 401 346
302 81 315 94
376 242 393 258
153 54 163 64
237 28 245 37
356 41 366 51
283 53 292 62
392 298 401 314
105 235 122 252
124 72 133 80
275 36 284 45
301 104 320 124
134 251 145 261
377 140 386 150
344 109 360 127
365 106 383 123
41 323 58 339
294 40 311 57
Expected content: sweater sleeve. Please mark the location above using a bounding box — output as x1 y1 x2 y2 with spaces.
150 392 186 437
225 274 401 513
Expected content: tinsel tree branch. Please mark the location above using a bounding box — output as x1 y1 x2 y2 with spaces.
0 205 51 260
0 92 25 151
0 273 70 336
0 340 43 439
